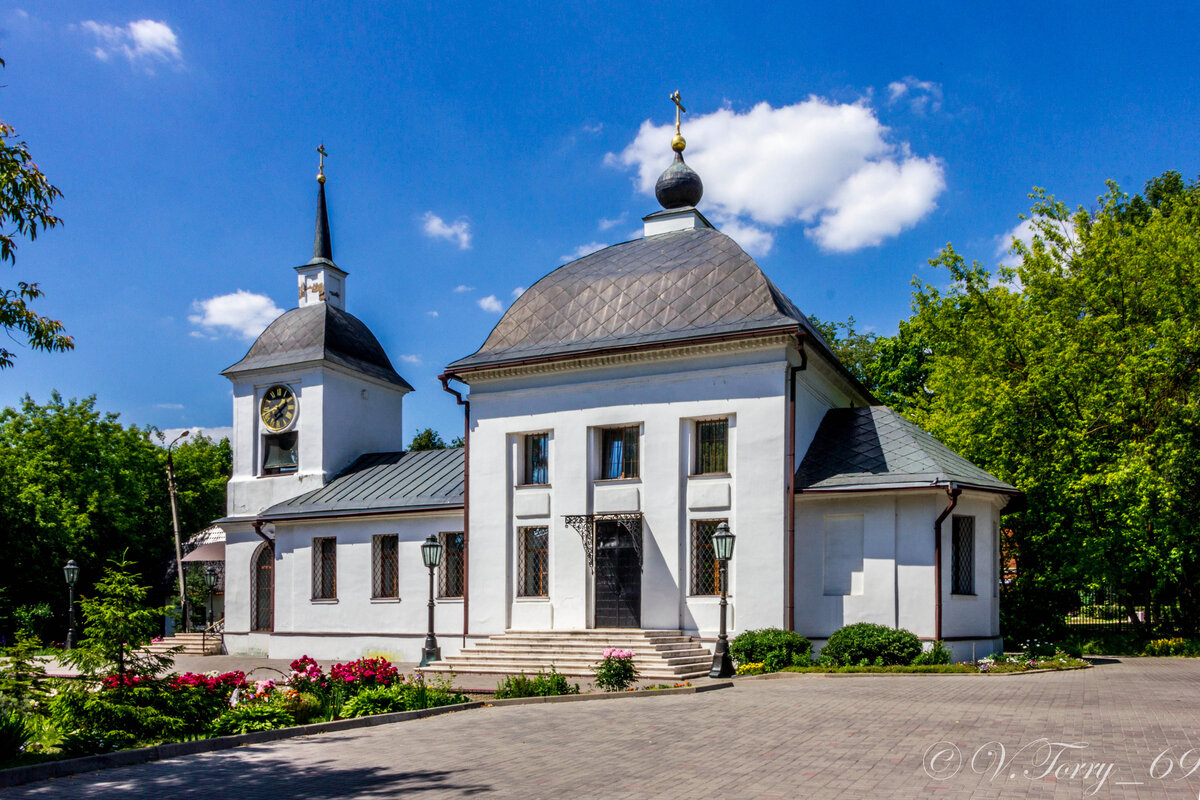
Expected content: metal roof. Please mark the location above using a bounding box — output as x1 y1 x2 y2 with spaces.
259 447 464 519
446 227 836 372
795 406 1018 494
222 303 412 390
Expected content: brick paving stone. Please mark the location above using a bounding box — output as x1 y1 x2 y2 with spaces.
5 658 1200 799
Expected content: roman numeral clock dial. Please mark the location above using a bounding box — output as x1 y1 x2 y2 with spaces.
259 385 297 432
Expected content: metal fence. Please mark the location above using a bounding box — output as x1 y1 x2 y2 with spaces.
1064 585 1141 633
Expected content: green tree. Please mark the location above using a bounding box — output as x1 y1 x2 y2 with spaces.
0 395 231 642
408 427 446 451
809 315 931 412
0 58 72 368
907 171 1200 639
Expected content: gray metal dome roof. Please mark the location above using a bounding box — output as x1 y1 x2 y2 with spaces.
447 226 833 372
223 303 412 389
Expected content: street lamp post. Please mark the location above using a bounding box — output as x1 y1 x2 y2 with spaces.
63 559 79 650
709 522 736 678
165 430 190 632
419 534 443 667
203 565 219 629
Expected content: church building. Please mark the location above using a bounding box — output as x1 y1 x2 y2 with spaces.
215 105 1020 677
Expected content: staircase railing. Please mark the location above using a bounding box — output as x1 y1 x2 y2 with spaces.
201 617 225 655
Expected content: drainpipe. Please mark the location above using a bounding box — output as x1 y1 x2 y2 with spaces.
439 373 470 646
933 482 961 642
784 339 806 632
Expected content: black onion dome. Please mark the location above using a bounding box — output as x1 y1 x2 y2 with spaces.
654 151 704 209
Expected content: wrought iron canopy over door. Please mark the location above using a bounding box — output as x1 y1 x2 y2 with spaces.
593 519 641 628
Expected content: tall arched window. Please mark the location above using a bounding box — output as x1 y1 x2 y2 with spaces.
251 543 274 632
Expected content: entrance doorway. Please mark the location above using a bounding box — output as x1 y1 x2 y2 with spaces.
594 519 641 628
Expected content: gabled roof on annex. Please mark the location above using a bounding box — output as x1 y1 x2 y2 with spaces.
444 226 846 378
259 447 464 520
222 303 413 391
795 406 1019 495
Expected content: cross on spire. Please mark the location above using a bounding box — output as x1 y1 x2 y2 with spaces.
316 144 328 184
671 90 686 135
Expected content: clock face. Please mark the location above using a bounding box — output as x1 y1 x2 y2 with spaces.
259 384 297 432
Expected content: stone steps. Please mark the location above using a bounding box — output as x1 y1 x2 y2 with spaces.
419 629 714 680
142 632 223 657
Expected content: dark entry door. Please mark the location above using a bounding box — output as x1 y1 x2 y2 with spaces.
594 520 641 628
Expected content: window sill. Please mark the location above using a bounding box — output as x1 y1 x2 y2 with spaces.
370 597 400 604
258 472 298 479
593 477 641 485
688 472 731 479
686 594 727 600
310 598 339 604
515 483 551 489
436 596 464 603
951 593 978 599
514 596 549 602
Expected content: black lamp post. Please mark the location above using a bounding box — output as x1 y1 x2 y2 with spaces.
709 522 736 678
419 534 443 667
203 565 219 628
63 559 79 650
165 430 190 631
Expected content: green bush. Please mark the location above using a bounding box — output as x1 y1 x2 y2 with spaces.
49 682 189 746
912 641 953 665
340 686 406 718
280 691 324 724
782 664 978 674
592 650 638 692
729 628 812 670
1143 638 1200 657
818 623 923 666
56 729 130 758
211 704 294 736
0 710 31 762
494 669 581 699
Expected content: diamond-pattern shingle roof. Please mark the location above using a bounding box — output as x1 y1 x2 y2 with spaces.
260 448 464 519
222 303 412 390
446 227 833 371
795 406 1017 493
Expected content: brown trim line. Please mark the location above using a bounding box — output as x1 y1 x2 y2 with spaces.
258 630 461 638
443 325 802 377
258 503 464 523
798 483 1021 497
918 636 1001 642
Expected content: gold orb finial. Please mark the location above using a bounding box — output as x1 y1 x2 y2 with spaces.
671 133 686 152
316 144 328 184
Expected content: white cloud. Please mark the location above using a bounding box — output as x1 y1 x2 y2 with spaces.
155 403 184 410
716 220 775 257
421 212 472 250
887 76 943 114
158 426 233 445
511 286 526 298
398 354 422 365
81 19 182 69
598 213 626 231
560 242 607 262
608 98 945 253
453 284 474 293
478 295 504 313
426 310 439 317
188 290 283 340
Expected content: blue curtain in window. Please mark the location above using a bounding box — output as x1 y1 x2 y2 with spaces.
528 435 548 484
605 436 623 479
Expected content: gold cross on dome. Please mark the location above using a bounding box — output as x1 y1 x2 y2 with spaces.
670 90 686 134
316 144 328 181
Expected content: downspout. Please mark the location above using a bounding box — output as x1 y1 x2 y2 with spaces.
440 373 470 646
933 482 961 642
785 338 806 632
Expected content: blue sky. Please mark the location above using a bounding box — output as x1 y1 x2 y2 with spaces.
3 2 1199 444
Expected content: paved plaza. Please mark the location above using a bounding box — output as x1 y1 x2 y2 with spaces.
7 658 1200 799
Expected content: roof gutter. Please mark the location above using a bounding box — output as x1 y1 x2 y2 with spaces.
440 372 471 646
933 482 962 643
256 503 465 523
784 336 806 632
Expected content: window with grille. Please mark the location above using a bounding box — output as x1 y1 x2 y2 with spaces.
694 419 728 474
312 537 337 599
439 532 465 598
601 426 639 480
262 432 298 474
518 527 549 597
372 534 399 598
525 433 549 485
690 519 726 596
952 516 975 595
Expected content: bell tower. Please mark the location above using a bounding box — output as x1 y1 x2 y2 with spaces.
295 145 347 310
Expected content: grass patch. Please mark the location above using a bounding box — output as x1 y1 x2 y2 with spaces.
780 664 978 674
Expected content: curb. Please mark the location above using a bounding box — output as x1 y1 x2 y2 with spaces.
737 664 1092 680
0 701 484 789
485 681 732 706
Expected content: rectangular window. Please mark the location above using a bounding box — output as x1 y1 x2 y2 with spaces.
438 532 465 598
524 433 549 485
601 426 639 480
371 534 399 599
952 516 975 595
518 527 549 597
263 432 298 475
689 519 726 596
694 418 728 475
311 537 337 599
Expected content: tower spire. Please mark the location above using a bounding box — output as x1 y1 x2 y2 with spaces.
655 91 704 210
312 144 332 263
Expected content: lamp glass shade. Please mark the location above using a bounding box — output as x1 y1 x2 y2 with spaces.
63 560 79 587
421 534 443 569
204 565 219 589
712 522 735 561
